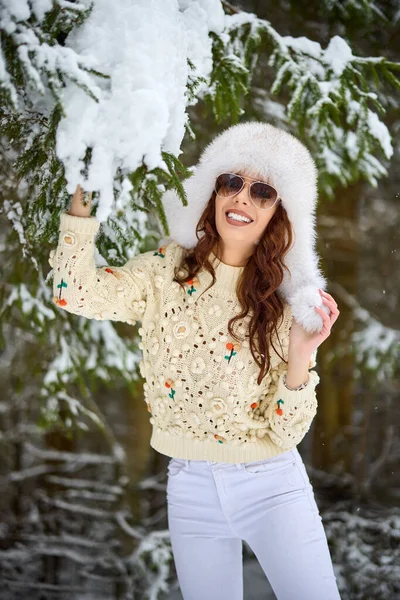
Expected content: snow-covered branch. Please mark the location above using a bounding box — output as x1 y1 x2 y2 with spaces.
223 11 400 196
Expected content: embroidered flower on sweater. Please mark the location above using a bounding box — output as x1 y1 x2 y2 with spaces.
186 276 199 296
153 246 167 258
224 342 241 364
53 278 68 307
165 378 176 399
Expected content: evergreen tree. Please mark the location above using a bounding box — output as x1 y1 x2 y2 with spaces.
1 0 398 427
0 1 399 597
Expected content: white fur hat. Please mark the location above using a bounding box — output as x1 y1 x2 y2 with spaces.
159 121 329 333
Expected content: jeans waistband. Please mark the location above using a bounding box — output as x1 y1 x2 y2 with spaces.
171 449 297 470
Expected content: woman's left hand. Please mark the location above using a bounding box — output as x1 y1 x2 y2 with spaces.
289 289 340 357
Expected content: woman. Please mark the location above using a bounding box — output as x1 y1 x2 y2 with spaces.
49 121 341 599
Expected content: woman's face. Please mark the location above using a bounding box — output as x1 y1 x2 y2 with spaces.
213 170 280 263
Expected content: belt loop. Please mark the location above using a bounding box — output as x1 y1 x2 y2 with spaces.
185 459 189 468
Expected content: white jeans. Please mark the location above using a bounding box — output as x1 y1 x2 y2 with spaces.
166 447 341 600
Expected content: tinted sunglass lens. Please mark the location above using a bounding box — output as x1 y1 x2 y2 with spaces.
251 182 277 208
215 174 243 196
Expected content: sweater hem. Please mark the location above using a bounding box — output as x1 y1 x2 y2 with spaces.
150 428 295 463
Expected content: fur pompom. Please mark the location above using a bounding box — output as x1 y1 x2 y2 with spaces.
289 285 331 333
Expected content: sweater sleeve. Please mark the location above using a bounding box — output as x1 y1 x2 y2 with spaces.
264 369 320 449
264 305 320 449
48 212 161 324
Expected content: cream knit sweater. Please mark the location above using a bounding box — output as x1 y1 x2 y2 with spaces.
48 212 320 463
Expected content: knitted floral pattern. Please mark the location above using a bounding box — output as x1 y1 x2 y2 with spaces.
48 213 320 460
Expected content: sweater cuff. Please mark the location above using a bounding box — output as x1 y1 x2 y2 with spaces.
274 369 320 415
59 212 101 235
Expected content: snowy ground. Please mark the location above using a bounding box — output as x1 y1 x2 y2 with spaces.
160 558 276 599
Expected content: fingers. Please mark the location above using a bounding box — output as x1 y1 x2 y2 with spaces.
314 304 332 331
320 296 339 312
317 292 340 328
73 184 92 201
319 289 338 308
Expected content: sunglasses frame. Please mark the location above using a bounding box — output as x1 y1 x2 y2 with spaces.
214 172 282 210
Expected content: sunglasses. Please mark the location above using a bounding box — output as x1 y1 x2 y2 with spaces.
214 173 282 210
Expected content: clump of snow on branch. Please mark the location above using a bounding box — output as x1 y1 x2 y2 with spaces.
56 0 225 221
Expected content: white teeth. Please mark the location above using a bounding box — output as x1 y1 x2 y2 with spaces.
227 212 252 223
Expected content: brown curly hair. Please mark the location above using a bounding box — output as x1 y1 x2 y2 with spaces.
173 189 294 386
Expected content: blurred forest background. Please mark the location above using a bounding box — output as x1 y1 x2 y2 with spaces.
0 0 399 599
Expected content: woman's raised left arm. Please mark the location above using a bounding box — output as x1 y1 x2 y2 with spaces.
265 289 340 449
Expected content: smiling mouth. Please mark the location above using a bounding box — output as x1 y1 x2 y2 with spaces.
225 212 254 225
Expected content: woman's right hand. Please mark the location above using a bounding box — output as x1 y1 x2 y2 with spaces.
68 184 93 217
